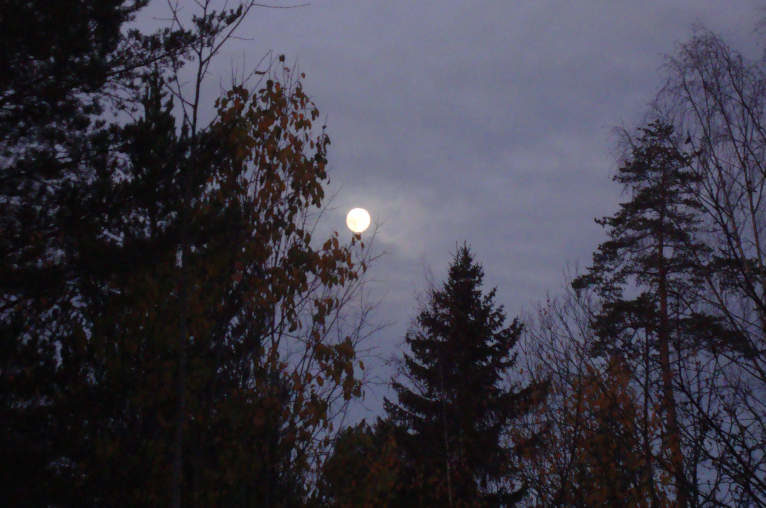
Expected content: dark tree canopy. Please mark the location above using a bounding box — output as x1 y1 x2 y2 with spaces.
384 244 544 506
316 418 401 507
572 120 728 506
0 2 371 505
0 3 180 502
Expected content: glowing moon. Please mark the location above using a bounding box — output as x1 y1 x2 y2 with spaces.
346 208 371 233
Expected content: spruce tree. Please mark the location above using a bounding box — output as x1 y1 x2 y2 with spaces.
384 244 543 506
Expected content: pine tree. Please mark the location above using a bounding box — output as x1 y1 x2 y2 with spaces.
572 120 719 506
384 244 543 506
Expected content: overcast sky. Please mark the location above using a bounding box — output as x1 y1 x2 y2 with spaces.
142 1 764 416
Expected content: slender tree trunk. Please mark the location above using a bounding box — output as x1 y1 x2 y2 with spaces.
171 187 191 508
172 113 195 507
439 357 454 508
657 230 688 507
171 308 187 508
644 335 659 507
172 25 204 502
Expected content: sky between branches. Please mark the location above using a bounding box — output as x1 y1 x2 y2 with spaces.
137 0 765 416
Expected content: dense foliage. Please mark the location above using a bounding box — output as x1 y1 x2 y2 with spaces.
1 1 371 505
382 245 545 506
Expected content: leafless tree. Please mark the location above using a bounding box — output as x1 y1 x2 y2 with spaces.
655 28 766 504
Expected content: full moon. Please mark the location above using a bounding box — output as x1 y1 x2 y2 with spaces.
346 208 371 233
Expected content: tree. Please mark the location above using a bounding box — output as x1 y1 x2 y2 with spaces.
0 2 194 503
656 29 766 503
518 288 669 507
572 120 721 506
1 2 376 504
564 357 667 506
315 419 401 507
384 244 544 506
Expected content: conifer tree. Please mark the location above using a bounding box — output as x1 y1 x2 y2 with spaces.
0 3 191 503
572 120 719 506
384 244 543 506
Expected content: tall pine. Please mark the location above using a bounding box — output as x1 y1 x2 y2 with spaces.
572 120 719 505
384 244 543 506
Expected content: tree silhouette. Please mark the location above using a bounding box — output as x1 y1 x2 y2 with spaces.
658 30 766 502
0 2 375 504
572 120 718 506
384 244 544 506
316 419 401 507
518 290 670 506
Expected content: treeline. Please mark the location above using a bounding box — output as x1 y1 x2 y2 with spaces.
1 1 764 507
513 32 766 506
361 31 766 505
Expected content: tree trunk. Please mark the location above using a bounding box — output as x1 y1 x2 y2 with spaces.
657 213 687 506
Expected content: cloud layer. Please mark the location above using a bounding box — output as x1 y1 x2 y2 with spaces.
137 0 765 415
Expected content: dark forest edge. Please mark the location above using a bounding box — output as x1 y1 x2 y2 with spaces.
1 1 764 506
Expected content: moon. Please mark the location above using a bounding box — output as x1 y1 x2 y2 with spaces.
346 208 371 233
